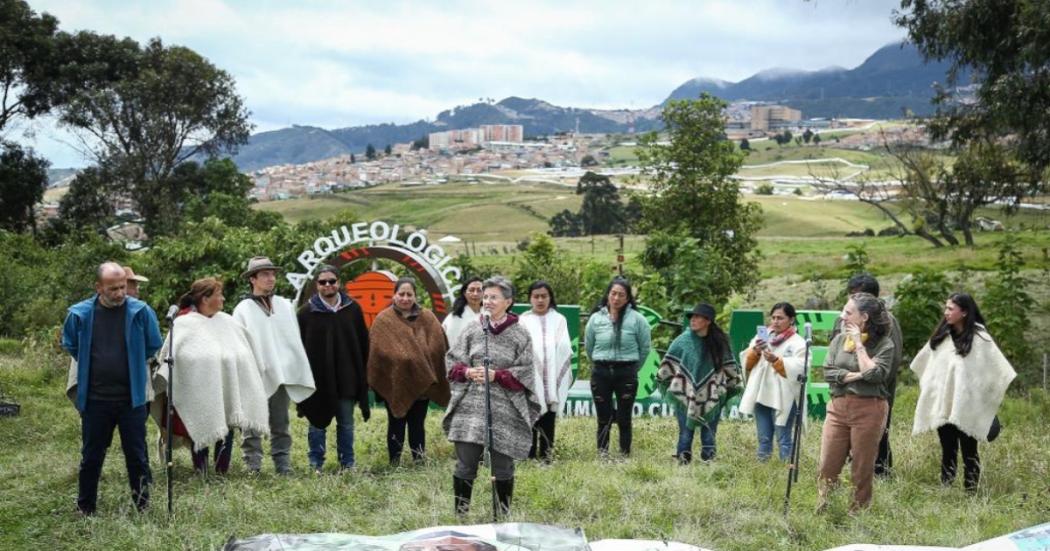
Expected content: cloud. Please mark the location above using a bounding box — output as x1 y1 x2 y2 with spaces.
22 0 906 166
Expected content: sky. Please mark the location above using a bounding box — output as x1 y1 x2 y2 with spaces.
13 0 906 167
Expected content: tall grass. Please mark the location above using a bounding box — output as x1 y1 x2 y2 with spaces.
1 353 1048 550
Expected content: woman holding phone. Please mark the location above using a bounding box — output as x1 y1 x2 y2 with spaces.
738 302 807 461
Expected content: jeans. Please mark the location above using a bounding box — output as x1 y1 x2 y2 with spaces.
387 399 428 464
78 400 152 514
590 361 638 455
307 399 356 468
753 402 797 461
937 423 980 490
242 386 292 472
675 407 719 461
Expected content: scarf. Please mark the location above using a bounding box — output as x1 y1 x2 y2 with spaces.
769 326 797 347
842 332 869 352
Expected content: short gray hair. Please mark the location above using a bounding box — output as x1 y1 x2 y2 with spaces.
483 276 514 300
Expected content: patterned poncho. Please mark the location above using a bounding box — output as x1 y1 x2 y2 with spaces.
656 329 742 428
442 314 542 460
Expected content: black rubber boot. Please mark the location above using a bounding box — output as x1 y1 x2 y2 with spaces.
453 476 473 515
495 478 514 516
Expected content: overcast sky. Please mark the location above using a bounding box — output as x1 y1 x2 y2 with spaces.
15 0 906 167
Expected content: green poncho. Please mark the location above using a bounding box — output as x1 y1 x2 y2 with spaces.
656 330 741 427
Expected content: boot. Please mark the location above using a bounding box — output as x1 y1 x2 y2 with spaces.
453 476 473 515
495 478 514 516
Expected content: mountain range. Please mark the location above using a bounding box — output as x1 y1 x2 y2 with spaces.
229 41 967 171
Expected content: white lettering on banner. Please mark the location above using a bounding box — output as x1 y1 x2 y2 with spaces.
573 401 591 416
369 221 390 241
405 232 427 253
351 222 369 243
632 403 643 417
313 236 337 257
286 220 465 302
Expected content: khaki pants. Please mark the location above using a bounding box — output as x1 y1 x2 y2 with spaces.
818 395 888 511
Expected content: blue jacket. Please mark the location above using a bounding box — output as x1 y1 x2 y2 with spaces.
62 295 163 412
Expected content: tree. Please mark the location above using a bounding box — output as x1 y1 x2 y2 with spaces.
54 35 252 238
576 171 626 235
411 135 428 150
384 144 392 156
548 209 583 237
739 138 750 151
580 154 599 167
55 165 116 234
636 93 763 301
365 144 376 160
0 0 60 133
802 129 814 144
350 153 356 164
0 142 49 232
896 0 1050 175
813 134 822 146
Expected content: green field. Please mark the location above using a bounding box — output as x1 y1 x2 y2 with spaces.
1 352 1048 550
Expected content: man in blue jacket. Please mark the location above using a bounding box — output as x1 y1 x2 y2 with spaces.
62 262 163 515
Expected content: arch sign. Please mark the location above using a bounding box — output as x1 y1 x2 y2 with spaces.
287 221 464 323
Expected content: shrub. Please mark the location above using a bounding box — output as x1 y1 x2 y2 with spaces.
755 183 774 195
893 270 952 358
982 236 1036 381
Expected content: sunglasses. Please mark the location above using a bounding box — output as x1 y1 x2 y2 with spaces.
317 279 339 286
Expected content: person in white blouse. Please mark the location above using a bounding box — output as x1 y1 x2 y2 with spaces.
442 276 483 349
519 281 573 462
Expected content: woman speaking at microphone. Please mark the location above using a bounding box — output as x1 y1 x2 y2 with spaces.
443 276 541 516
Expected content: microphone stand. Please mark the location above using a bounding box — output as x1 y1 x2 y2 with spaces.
784 323 812 516
163 311 177 516
480 313 499 522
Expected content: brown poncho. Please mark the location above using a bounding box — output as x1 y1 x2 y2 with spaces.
367 305 450 417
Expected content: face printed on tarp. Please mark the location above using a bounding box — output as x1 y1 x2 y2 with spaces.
346 271 398 328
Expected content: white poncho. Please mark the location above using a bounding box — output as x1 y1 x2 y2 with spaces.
520 310 574 415
911 327 1016 442
233 295 316 403
155 312 271 450
738 332 808 426
442 306 480 351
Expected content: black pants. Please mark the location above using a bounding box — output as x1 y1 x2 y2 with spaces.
192 431 234 474
529 411 557 461
937 423 980 490
387 399 428 464
454 442 515 481
78 400 151 514
875 395 894 476
590 361 638 455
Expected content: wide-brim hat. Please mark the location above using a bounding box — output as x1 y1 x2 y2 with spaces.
687 303 717 321
122 266 149 283
241 256 282 279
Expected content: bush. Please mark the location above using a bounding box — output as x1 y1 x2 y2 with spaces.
754 183 774 195
893 270 952 358
982 236 1036 382
0 338 22 355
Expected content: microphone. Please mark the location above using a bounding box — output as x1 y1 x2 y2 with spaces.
480 309 492 333
803 322 812 344
165 304 179 322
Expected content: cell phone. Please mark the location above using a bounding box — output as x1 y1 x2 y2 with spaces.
756 325 769 342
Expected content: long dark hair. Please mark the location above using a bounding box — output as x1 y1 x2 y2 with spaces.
694 312 730 369
929 292 987 357
594 276 637 348
451 276 483 318
527 280 558 311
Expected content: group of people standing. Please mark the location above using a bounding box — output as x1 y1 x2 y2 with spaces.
62 261 1015 518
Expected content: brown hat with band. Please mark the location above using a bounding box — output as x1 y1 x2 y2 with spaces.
241 256 281 279
123 266 149 283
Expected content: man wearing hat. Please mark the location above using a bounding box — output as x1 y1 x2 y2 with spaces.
233 256 316 474
123 266 148 299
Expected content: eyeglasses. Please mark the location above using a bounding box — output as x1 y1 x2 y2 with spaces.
317 279 339 286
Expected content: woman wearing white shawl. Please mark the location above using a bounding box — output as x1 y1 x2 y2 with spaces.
738 302 807 461
155 278 270 474
519 281 573 462
911 293 1015 491
442 277 483 350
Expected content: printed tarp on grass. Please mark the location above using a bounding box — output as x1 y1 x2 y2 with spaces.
224 521 1050 551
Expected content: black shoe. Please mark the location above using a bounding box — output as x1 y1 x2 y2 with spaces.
453 476 474 515
675 452 692 465
495 478 514 517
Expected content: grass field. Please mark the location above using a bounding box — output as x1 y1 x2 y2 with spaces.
1 352 1048 550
